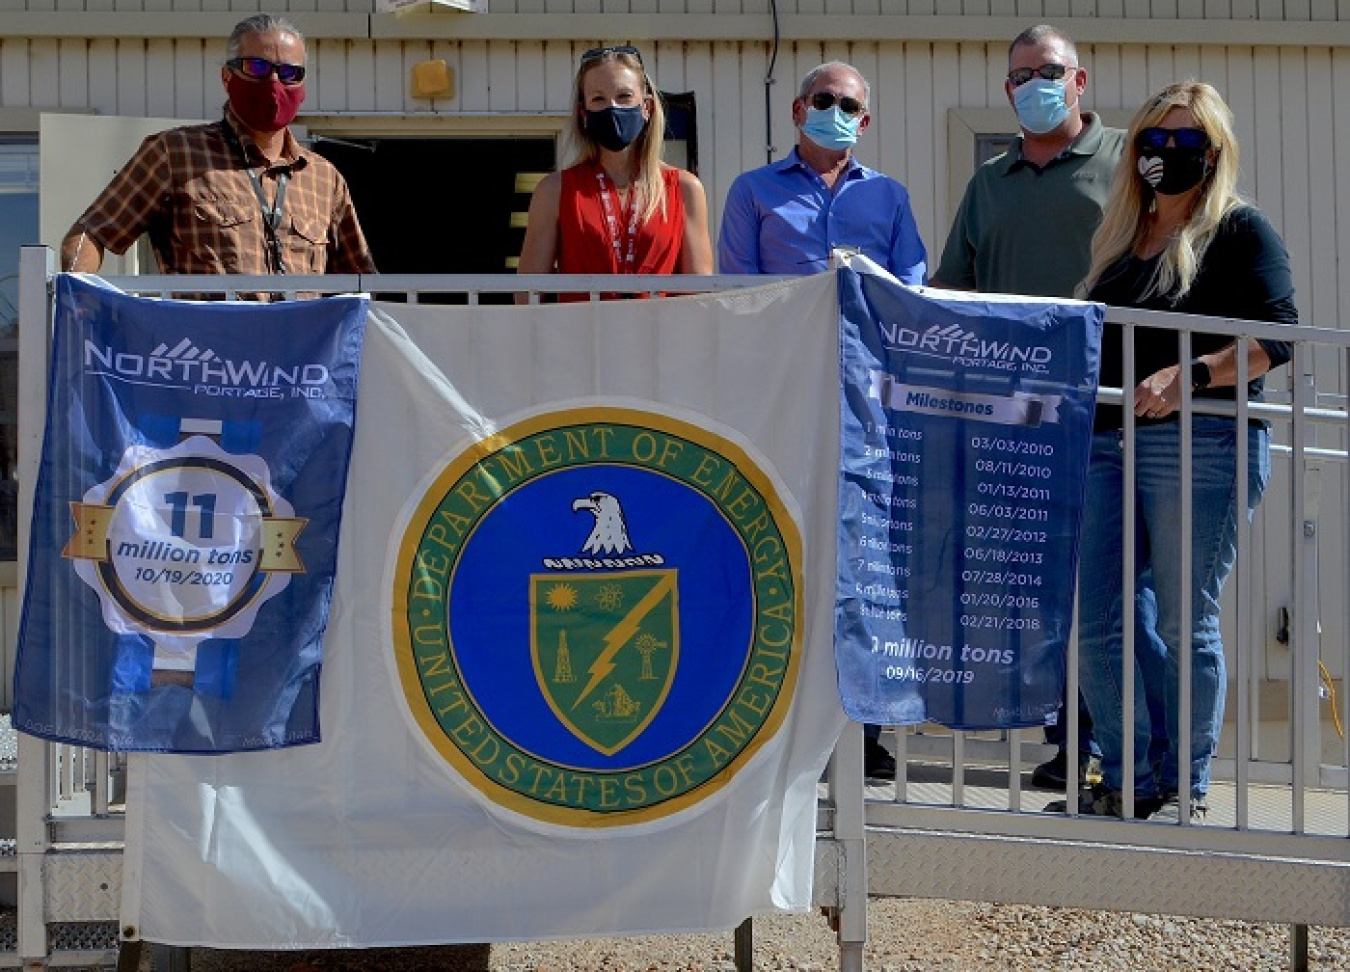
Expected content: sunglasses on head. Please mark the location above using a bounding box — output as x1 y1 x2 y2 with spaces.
1006 63 1075 87
1137 126 1210 152
227 56 306 86
808 92 865 116
581 45 643 66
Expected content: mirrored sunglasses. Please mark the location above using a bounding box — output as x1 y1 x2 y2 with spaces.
1137 126 1210 152
581 45 644 66
1006 63 1075 87
227 57 306 86
809 92 865 116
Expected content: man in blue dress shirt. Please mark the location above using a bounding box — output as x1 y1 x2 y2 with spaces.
720 62 921 780
717 61 927 285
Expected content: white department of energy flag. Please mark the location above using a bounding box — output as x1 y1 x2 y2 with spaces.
122 274 847 947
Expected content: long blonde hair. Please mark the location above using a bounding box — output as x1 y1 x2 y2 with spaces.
568 46 669 226
1079 81 1243 302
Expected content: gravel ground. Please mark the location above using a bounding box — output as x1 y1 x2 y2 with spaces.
119 898 1350 971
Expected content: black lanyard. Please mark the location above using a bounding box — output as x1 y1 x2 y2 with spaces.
221 120 290 274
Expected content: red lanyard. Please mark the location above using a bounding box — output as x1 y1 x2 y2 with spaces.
595 170 640 271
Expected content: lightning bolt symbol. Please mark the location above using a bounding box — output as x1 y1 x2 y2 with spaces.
572 573 676 711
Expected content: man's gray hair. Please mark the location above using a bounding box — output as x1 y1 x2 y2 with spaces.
798 61 871 106
1008 24 1078 66
227 14 305 59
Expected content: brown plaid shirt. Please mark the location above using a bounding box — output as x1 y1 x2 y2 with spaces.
75 104 376 280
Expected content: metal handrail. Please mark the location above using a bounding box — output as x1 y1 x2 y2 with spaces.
16 254 1350 970
94 272 792 300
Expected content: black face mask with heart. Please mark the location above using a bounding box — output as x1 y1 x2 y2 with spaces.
1137 146 1210 196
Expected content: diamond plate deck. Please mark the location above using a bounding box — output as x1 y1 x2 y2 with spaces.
45 850 122 922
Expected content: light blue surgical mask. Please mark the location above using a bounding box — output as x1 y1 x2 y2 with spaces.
1013 78 1071 134
802 105 861 151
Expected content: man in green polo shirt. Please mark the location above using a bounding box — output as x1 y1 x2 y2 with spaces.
931 24 1125 790
933 24 1124 297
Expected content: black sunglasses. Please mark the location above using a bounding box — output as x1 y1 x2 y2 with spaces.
227 57 306 86
1137 126 1210 152
808 92 866 116
1007 63 1076 87
581 45 643 66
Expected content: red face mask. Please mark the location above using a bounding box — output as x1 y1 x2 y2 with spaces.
226 74 305 133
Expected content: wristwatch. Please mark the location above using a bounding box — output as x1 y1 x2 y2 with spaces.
1190 358 1212 391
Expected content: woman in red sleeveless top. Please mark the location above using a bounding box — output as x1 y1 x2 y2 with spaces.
517 45 712 294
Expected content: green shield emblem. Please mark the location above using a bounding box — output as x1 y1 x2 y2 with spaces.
531 569 679 756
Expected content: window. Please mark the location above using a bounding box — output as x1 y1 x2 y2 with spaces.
0 138 37 560
975 134 1017 167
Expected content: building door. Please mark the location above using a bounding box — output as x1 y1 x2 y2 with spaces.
312 137 557 283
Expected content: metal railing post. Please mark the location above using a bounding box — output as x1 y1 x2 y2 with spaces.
1291 345 1319 829
1234 339 1252 827
734 918 752 972
1290 922 1309 972
16 246 55 968
831 721 867 972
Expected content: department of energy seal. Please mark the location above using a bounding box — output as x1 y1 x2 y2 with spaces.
392 408 803 827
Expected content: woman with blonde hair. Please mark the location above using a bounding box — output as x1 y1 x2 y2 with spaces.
518 45 712 288
1065 81 1296 820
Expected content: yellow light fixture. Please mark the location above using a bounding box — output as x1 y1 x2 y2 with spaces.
411 60 454 100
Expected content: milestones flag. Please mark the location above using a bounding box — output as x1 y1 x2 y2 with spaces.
14 275 367 752
835 260 1103 729
124 275 846 946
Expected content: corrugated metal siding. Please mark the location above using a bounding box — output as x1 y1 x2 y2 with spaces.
6 36 1342 321
0 0 1348 16
0 29 1345 683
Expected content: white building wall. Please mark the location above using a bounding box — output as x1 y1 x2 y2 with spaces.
0 12 1347 693
0 1 1349 16
3 34 1345 331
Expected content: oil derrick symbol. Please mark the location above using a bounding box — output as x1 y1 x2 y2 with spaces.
554 630 575 683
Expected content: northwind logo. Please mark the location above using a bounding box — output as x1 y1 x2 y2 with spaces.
153 338 218 364
84 337 331 398
880 322 1052 370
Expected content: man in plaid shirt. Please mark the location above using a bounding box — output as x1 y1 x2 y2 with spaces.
60 14 375 286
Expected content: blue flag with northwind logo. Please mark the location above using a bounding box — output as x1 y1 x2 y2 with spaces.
14 275 367 753
835 261 1102 730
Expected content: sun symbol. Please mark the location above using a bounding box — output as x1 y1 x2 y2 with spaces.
546 584 578 611
596 584 624 611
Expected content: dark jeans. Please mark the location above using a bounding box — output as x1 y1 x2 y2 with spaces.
1044 694 1100 757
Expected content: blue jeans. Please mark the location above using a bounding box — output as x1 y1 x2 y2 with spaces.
1043 694 1100 758
1077 419 1269 799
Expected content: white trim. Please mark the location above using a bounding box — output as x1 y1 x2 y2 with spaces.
369 14 1350 46
0 107 92 131
945 108 1018 232
301 111 568 138
0 13 1348 47
0 12 366 39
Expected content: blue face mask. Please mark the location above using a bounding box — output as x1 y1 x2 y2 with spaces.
802 105 861 151
584 105 647 152
1013 78 1071 134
